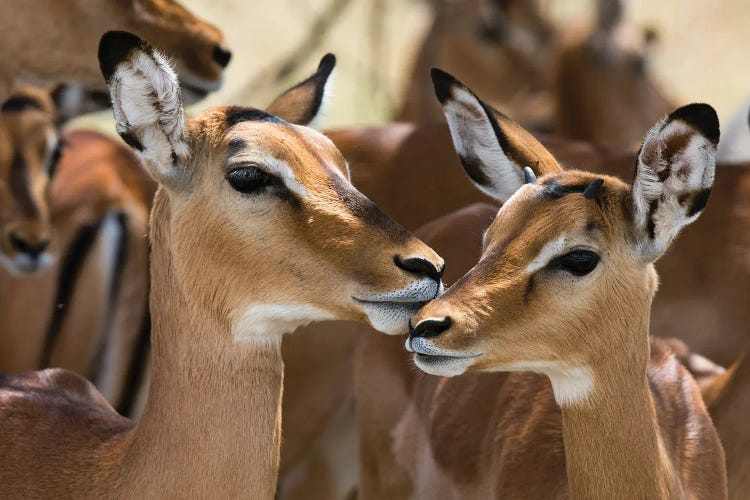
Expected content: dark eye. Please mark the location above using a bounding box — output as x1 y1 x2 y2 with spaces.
551 250 600 276
226 166 272 194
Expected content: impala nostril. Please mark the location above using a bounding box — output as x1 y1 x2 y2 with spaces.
213 45 232 68
409 317 452 338
394 255 444 283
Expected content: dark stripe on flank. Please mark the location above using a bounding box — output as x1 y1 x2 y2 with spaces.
87 213 129 384
39 220 102 368
117 311 151 418
10 149 39 218
225 107 286 128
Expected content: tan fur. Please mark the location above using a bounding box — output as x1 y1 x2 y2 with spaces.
703 355 750 499
0 86 154 415
399 0 556 127
0 40 443 497
0 0 228 102
554 23 673 149
395 92 726 497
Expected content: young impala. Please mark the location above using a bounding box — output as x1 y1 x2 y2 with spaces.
396 70 725 499
0 0 231 103
0 87 153 416
0 32 443 497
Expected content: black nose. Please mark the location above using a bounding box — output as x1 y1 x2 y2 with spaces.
213 46 232 68
10 234 49 258
394 255 444 283
409 317 452 338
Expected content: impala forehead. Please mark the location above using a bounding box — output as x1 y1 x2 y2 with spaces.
224 121 349 197
481 182 607 268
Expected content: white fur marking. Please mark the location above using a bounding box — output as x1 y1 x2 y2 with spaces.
503 361 595 406
525 237 567 273
233 304 334 344
442 86 524 202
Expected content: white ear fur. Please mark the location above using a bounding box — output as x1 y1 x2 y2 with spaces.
432 69 524 203
100 32 188 189
632 104 719 261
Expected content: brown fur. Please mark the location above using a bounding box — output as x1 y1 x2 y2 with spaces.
0 0 228 103
0 40 443 497
399 0 556 127
0 86 154 415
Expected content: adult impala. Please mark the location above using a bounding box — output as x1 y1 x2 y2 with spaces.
0 32 443 497
398 70 725 499
0 0 231 103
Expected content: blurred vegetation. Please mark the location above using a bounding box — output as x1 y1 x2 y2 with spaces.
72 0 750 133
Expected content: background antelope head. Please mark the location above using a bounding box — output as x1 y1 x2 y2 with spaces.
99 31 444 340
407 71 718 400
0 88 61 274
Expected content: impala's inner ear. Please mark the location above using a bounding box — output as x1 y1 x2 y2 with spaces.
265 54 336 129
631 103 719 261
98 30 188 191
431 68 561 203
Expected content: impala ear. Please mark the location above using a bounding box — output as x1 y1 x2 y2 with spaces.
266 54 336 129
98 30 188 191
431 68 561 203
631 103 719 261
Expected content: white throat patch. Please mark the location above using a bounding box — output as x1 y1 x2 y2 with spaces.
232 304 334 345
503 361 595 407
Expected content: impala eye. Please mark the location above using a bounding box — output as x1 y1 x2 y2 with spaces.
226 166 273 194
550 250 600 276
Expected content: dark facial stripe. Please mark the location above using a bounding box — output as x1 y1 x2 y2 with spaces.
225 106 286 128
116 311 150 417
10 148 40 218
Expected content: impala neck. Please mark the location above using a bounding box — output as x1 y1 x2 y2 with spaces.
118 195 284 498
558 312 681 499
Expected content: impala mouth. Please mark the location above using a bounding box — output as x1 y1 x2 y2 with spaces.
354 279 442 335
406 336 481 376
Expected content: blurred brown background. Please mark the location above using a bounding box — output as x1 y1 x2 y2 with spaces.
73 0 750 131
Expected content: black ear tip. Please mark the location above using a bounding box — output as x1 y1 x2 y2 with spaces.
98 31 146 82
317 53 336 77
668 103 720 145
430 68 461 104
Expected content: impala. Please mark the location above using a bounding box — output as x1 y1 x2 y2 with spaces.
397 70 725 499
0 0 231 103
0 32 443 497
0 87 153 416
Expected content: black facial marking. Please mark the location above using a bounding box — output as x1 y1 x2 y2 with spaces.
48 139 65 178
10 149 39 217
667 103 720 146
687 188 712 217
171 151 178 168
1 95 44 113
225 106 286 128
118 130 144 152
226 137 247 156
524 275 535 303
328 176 410 243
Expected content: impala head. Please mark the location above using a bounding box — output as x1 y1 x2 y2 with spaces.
99 31 443 340
0 88 62 274
555 0 669 148
125 0 230 102
425 0 556 126
408 71 718 401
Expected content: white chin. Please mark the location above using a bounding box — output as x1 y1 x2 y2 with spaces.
413 353 474 377
0 252 53 275
361 302 422 335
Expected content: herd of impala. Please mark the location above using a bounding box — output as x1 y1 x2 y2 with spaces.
0 0 747 498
